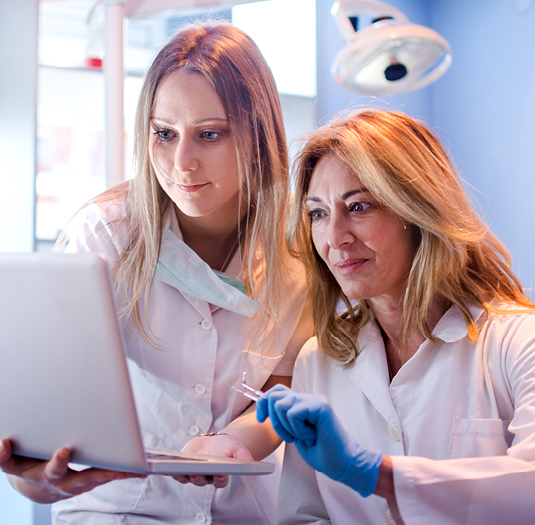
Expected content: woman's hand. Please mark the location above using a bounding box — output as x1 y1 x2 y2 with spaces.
256 385 383 497
173 434 253 489
173 374 291 489
0 438 146 504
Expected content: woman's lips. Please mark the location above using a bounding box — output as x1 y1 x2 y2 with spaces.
335 258 367 275
160 174 210 193
177 183 209 193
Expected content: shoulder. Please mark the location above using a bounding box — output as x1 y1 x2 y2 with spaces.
293 335 359 399
63 186 131 259
479 306 535 377
294 337 330 380
483 305 535 339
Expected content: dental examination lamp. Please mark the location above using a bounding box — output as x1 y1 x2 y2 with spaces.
331 0 452 96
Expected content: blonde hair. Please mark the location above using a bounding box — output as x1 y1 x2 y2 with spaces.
288 109 535 365
62 21 289 346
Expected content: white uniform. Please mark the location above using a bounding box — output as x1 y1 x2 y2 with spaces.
277 302 535 525
52 198 313 525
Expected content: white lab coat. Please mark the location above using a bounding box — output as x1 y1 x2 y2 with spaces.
277 302 535 525
52 199 313 524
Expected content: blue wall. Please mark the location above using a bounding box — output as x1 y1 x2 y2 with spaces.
316 0 535 296
433 0 535 294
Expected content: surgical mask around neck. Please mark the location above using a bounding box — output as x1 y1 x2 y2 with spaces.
155 227 260 318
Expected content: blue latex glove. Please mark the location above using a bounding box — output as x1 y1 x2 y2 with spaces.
257 385 383 497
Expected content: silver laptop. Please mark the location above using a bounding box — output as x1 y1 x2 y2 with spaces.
0 252 273 476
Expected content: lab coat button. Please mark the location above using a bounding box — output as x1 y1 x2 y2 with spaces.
195 513 207 523
389 426 401 442
189 425 200 436
194 384 206 395
385 508 394 524
200 319 212 330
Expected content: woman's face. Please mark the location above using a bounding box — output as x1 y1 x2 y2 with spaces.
148 69 243 229
306 155 419 307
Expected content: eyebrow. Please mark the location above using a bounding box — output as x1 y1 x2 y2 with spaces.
305 188 369 204
149 116 229 125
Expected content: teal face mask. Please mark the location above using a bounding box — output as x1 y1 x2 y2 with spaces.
155 227 260 318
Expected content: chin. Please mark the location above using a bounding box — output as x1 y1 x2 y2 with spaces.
337 281 367 302
172 202 209 218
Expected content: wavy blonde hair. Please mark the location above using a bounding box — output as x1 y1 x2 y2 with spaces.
288 109 535 365
61 21 289 346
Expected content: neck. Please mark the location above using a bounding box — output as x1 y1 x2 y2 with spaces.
370 296 449 378
175 206 244 272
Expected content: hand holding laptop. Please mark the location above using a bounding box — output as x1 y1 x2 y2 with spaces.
174 433 253 489
0 438 146 505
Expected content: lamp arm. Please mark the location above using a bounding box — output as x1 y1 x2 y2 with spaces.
331 0 408 41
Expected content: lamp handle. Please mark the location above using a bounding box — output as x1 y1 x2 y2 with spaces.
331 0 408 41
406 52 453 93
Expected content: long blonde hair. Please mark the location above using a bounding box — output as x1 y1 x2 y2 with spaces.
62 21 289 346
288 109 535 365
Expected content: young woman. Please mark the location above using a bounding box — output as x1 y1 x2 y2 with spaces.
258 109 535 524
0 21 312 524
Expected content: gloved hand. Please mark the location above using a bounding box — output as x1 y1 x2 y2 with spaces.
257 385 383 497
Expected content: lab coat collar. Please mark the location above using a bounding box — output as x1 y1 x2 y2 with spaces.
350 317 402 433
431 301 485 343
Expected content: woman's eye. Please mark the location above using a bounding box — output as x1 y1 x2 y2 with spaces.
308 209 326 222
201 131 222 141
348 201 372 213
153 130 174 142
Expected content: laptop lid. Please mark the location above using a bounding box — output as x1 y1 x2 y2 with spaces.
0 252 273 476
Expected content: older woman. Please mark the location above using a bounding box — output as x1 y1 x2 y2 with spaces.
257 109 535 524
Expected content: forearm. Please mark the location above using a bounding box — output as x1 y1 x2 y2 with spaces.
223 374 290 460
392 454 535 524
223 406 282 461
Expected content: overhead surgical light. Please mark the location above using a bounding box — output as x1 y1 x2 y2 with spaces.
331 0 452 96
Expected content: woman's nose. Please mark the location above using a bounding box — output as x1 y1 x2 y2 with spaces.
327 213 355 250
174 140 199 172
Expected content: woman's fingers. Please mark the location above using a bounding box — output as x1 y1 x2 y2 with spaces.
256 383 290 423
173 474 191 484
212 475 229 488
256 390 329 446
172 474 229 488
0 438 14 470
58 468 143 497
267 392 299 443
44 447 71 481
0 439 146 503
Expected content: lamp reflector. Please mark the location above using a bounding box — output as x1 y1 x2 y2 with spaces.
331 1 452 95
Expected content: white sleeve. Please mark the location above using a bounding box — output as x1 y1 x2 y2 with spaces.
393 312 535 525
275 367 332 525
62 202 123 264
393 455 535 524
272 294 314 377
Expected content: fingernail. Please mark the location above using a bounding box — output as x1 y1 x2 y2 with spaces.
0 441 5 456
